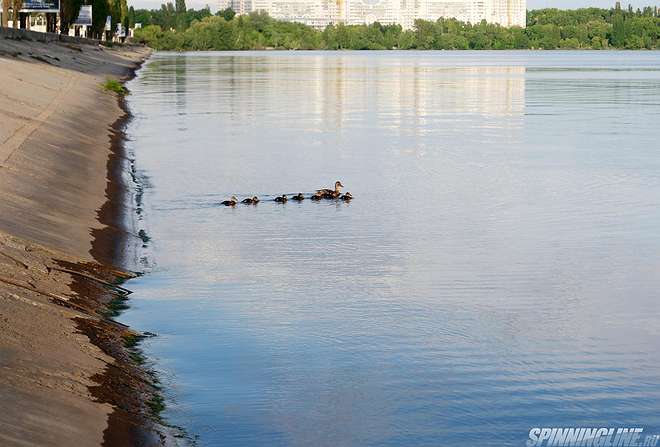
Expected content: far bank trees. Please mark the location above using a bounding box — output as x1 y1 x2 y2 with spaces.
132 5 660 51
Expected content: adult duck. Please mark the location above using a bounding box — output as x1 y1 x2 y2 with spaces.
242 196 260 205
221 196 238 206
340 192 353 201
274 195 288 203
317 181 344 199
291 193 305 201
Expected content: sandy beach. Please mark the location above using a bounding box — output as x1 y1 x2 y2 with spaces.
0 33 163 446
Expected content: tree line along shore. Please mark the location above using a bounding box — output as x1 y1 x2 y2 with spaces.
130 4 659 51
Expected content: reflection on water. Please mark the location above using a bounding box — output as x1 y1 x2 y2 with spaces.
122 51 660 447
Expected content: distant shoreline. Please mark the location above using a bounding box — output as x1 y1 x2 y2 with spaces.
132 7 659 51
146 47 660 51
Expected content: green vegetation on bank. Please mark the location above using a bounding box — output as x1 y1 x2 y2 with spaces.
102 293 130 317
132 3 660 50
102 78 129 95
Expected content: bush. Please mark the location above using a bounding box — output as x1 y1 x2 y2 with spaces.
102 78 128 95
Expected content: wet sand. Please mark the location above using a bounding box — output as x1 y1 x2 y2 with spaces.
0 34 165 445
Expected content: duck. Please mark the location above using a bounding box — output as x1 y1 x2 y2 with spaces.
310 192 323 201
340 192 353 201
274 195 288 203
291 193 305 201
316 181 344 199
242 196 260 205
220 196 238 206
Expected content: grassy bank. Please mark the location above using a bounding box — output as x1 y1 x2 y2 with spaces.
132 6 659 51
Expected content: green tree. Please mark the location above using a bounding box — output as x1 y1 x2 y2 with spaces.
413 19 435 49
128 6 136 28
110 0 121 32
217 7 235 21
158 2 175 30
397 30 415 49
92 0 109 37
130 5 660 51
512 27 530 48
611 3 627 46
175 0 186 30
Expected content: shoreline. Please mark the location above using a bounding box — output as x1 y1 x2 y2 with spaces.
0 33 169 446
86 56 171 445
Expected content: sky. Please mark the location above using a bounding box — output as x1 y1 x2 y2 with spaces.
130 0 657 14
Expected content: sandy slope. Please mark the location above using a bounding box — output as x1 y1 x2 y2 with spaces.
0 36 147 259
0 34 157 446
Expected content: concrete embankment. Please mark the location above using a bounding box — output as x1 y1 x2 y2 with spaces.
0 32 163 446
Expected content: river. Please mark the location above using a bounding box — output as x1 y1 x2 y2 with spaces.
122 51 660 446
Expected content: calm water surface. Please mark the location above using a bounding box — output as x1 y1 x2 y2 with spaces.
122 51 660 446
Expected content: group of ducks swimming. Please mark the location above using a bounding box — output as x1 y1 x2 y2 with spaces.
220 181 352 206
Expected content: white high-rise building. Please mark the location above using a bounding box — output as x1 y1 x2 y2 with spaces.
241 0 525 29
251 0 339 28
486 0 526 28
231 0 254 15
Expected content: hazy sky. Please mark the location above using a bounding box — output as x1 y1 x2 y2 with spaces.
131 0 656 13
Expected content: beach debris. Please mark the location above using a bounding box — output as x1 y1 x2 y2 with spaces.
50 266 133 295
0 250 29 269
0 275 86 311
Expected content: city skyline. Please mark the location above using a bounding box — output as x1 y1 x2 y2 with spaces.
131 0 657 12
228 0 526 29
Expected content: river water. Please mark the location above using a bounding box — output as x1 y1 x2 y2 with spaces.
122 51 660 447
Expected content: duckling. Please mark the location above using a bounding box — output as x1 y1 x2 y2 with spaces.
340 192 353 201
310 192 323 201
317 181 344 199
274 195 288 203
291 193 305 201
242 196 260 205
220 196 238 206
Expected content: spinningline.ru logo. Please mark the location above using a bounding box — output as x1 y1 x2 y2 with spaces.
527 428 660 447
